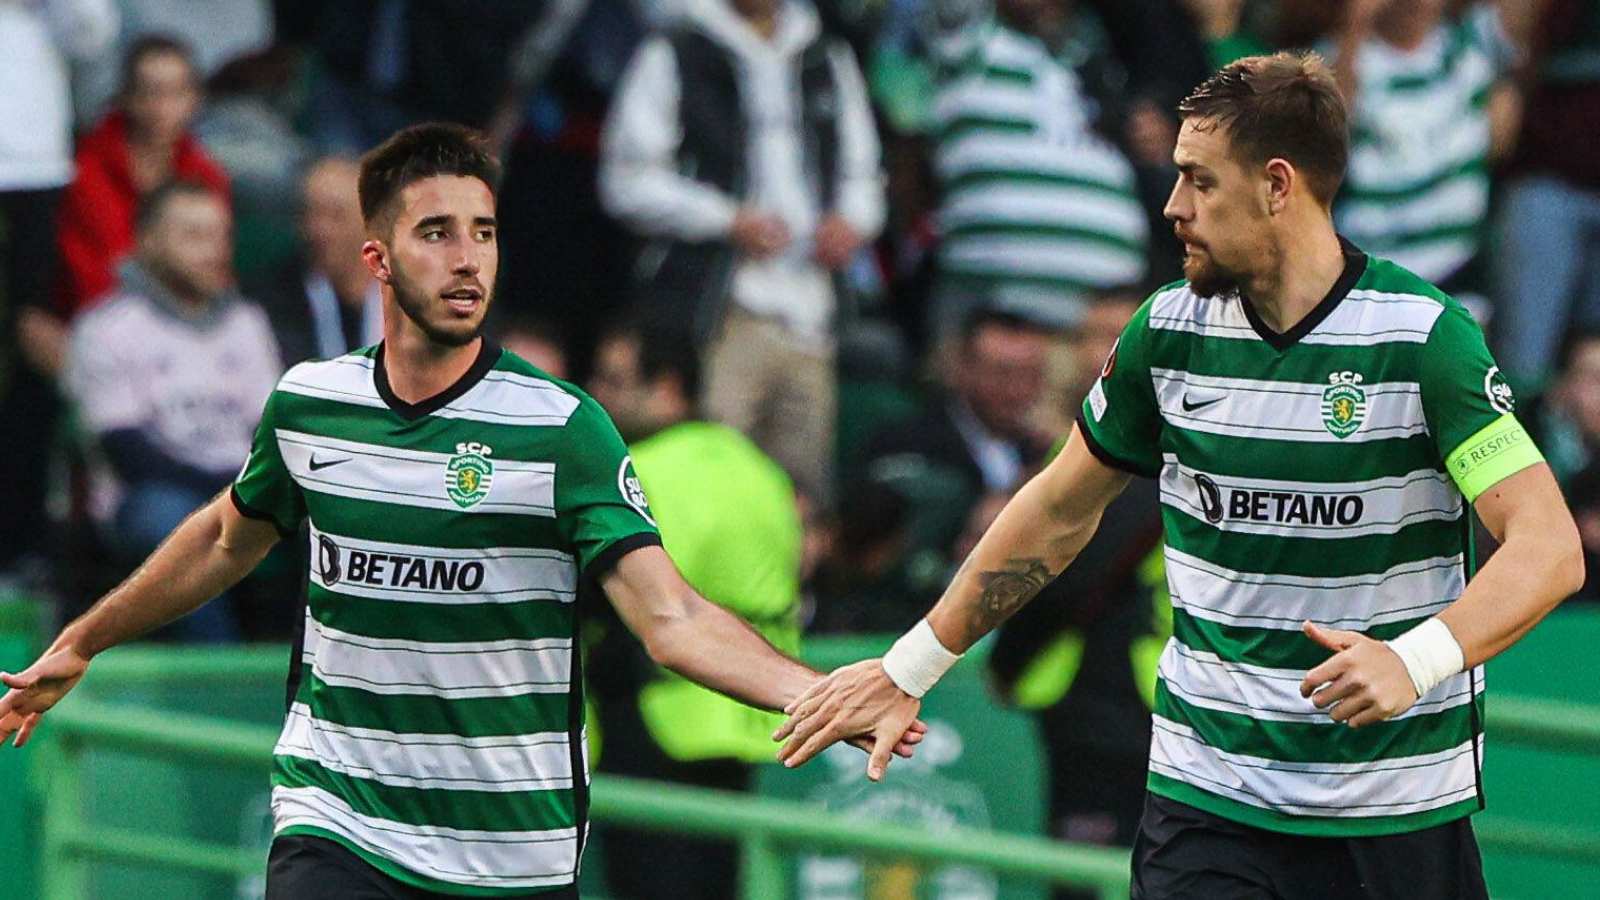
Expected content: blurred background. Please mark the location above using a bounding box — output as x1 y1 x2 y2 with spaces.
1 0 1598 897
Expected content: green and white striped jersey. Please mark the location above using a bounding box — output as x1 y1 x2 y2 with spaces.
931 21 1147 312
232 340 660 895
1079 242 1545 836
1331 4 1515 282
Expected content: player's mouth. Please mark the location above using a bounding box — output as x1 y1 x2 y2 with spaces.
441 286 484 316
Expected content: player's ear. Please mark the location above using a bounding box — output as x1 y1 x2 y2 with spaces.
362 239 391 283
1263 158 1293 215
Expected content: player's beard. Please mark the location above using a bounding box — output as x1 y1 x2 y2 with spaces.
389 257 491 348
1183 246 1244 300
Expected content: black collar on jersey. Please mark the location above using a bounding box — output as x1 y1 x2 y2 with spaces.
373 337 501 421
1239 235 1368 352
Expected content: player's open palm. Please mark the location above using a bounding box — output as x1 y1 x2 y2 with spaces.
773 658 921 782
0 643 91 748
1299 621 1418 728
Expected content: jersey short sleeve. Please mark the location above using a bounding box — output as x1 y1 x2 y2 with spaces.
231 389 305 535
1077 297 1163 476
554 395 663 575
1420 303 1544 502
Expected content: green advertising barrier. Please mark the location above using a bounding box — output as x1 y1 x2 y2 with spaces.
0 594 43 900
1479 605 1600 899
756 635 1052 900
21 610 1600 900
61 646 288 900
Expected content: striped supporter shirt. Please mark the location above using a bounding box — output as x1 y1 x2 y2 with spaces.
231 340 660 894
931 21 1147 313
1077 239 1545 835
1331 4 1515 282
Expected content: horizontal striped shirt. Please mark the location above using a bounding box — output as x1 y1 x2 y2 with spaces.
233 341 659 894
1080 242 1544 835
931 21 1147 314
1331 4 1515 281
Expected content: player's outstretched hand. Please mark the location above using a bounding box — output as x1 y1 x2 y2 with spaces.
773 659 921 782
1298 621 1418 728
0 643 91 748
844 718 928 764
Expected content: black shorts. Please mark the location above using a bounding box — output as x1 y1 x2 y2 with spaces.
1131 793 1488 900
266 834 580 900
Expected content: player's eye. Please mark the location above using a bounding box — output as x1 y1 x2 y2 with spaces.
422 229 446 241
475 228 495 242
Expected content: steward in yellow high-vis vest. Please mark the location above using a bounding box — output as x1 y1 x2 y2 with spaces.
585 319 803 899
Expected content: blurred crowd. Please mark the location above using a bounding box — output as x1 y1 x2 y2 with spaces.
2 0 1600 891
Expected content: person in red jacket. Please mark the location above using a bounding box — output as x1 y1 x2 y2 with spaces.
55 34 230 318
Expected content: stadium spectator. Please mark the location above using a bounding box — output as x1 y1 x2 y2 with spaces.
1326 0 1520 308
193 48 314 286
1525 329 1600 486
495 312 570 380
860 309 1055 574
62 180 279 642
927 0 1150 335
988 295 1164 897
492 0 646 376
274 1 545 155
1493 0 1600 392
1179 0 1269 70
0 0 118 578
55 35 231 318
599 0 887 505
72 0 273 126
585 316 802 900
807 479 922 634
248 156 380 365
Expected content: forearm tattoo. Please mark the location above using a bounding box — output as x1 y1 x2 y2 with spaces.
965 557 1054 641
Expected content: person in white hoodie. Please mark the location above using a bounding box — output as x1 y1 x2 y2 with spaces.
0 0 118 578
600 0 886 508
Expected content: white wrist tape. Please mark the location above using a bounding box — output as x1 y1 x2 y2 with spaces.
881 619 962 698
1385 618 1465 699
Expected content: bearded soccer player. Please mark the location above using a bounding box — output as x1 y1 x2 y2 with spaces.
0 123 921 899
774 53 1583 899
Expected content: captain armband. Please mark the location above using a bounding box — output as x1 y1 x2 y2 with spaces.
1444 413 1545 502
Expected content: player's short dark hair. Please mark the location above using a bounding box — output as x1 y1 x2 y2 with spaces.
135 179 224 234
1177 51 1349 206
601 313 702 402
357 123 500 231
120 34 197 95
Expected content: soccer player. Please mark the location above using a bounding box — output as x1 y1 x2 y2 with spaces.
0 123 921 899
774 53 1584 900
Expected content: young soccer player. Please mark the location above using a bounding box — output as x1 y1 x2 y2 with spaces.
0 123 921 899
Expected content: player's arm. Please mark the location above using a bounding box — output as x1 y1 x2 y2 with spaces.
0 491 282 746
600 544 819 712
773 426 1130 780
1301 462 1582 727
599 545 926 760
1303 305 1584 727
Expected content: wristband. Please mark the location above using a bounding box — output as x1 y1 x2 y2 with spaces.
881 619 962 698
1385 618 1465 699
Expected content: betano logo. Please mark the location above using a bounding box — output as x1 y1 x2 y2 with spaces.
317 535 486 591
1192 473 1364 527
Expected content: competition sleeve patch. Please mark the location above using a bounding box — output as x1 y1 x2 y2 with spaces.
1445 413 1544 502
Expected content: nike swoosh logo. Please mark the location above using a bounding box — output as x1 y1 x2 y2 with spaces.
1181 394 1225 413
308 456 349 472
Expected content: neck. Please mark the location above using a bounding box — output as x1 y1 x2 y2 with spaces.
380 295 483 404
1240 215 1346 335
